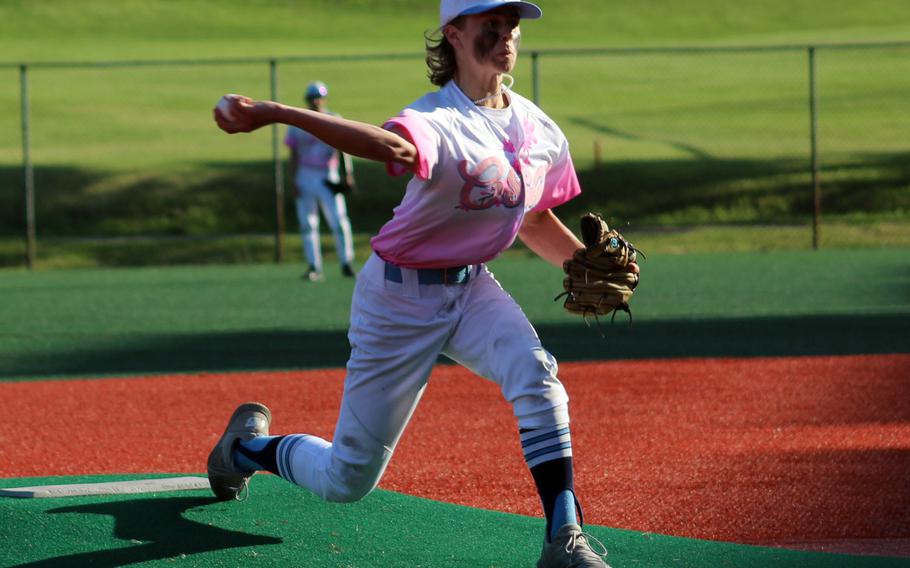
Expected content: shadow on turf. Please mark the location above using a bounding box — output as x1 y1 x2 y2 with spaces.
2 313 908 380
2 151 908 267
8 497 281 568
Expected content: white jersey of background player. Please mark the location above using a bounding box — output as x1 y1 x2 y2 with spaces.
285 81 356 281
209 1 639 566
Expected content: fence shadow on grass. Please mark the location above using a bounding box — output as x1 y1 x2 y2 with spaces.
572 149 910 226
1 149 907 245
2 313 908 381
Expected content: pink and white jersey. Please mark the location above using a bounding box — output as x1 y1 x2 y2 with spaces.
285 117 340 176
372 80 581 269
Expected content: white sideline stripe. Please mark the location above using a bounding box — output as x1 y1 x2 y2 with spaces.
0 476 210 499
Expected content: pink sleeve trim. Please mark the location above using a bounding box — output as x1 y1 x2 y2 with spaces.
533 154 582 211
382 110 436 180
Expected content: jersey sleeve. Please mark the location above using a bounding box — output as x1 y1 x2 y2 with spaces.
381 109 440 180
283 127 297 150
532 139 582 212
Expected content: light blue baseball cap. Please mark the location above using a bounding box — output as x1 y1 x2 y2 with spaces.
439 0 542 28
305 81 329 100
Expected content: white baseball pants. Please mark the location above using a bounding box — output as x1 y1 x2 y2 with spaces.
276 252 570 502
294 167 354 271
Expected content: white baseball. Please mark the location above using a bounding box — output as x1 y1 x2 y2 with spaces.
216 94 238 121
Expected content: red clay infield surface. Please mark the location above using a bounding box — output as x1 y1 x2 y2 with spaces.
1 354 908 549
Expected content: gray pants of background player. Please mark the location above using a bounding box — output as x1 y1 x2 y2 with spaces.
273 253 570 502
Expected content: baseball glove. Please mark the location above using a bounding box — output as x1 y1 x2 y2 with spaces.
555 213 641 323
323 178 352 195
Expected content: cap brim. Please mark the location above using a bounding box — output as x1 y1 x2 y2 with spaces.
459 1 542 20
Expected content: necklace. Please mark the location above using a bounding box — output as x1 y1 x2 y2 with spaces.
472 74 515 105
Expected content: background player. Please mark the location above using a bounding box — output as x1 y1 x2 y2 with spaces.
286 81 357 281
209 1 638 566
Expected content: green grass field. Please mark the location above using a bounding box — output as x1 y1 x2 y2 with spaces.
0 0 908 268
1 249 907 380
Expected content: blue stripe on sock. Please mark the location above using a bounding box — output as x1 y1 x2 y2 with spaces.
521 427 571 448
524 441 573 462
288 436 307 485
280 436 296 484
277 437 288 479
551 489 578 539
279 435 306 485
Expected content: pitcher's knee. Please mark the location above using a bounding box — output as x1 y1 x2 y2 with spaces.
510 380 570 429
322 463 382 503
315 404 396 503
323 483 373 503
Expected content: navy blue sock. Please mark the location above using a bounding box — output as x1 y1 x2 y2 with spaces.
234 435 283 475
527 455 577 541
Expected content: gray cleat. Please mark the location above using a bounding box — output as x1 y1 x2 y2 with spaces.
303 267 325 282
537 523 611 568
207 402 271 501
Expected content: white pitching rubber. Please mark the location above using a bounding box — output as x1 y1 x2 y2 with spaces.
0 476 210 498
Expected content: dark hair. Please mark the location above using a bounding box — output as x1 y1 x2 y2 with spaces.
425 17 465 86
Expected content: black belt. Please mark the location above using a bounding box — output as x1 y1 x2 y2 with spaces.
384 262 474 285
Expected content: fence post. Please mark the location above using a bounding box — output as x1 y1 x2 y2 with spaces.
20 64 36 270
808 46 821 250
531 51 540 106
269 58 285 263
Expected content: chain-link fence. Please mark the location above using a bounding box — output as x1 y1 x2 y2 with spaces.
2 42 908 268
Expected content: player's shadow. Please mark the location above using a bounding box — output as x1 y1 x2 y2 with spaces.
9 496 282 567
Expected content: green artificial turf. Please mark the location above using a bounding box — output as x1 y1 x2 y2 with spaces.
0 249 907 381
1 474 907 568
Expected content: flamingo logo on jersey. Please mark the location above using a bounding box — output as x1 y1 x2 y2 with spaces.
457 120 551 211
457 157 524 210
